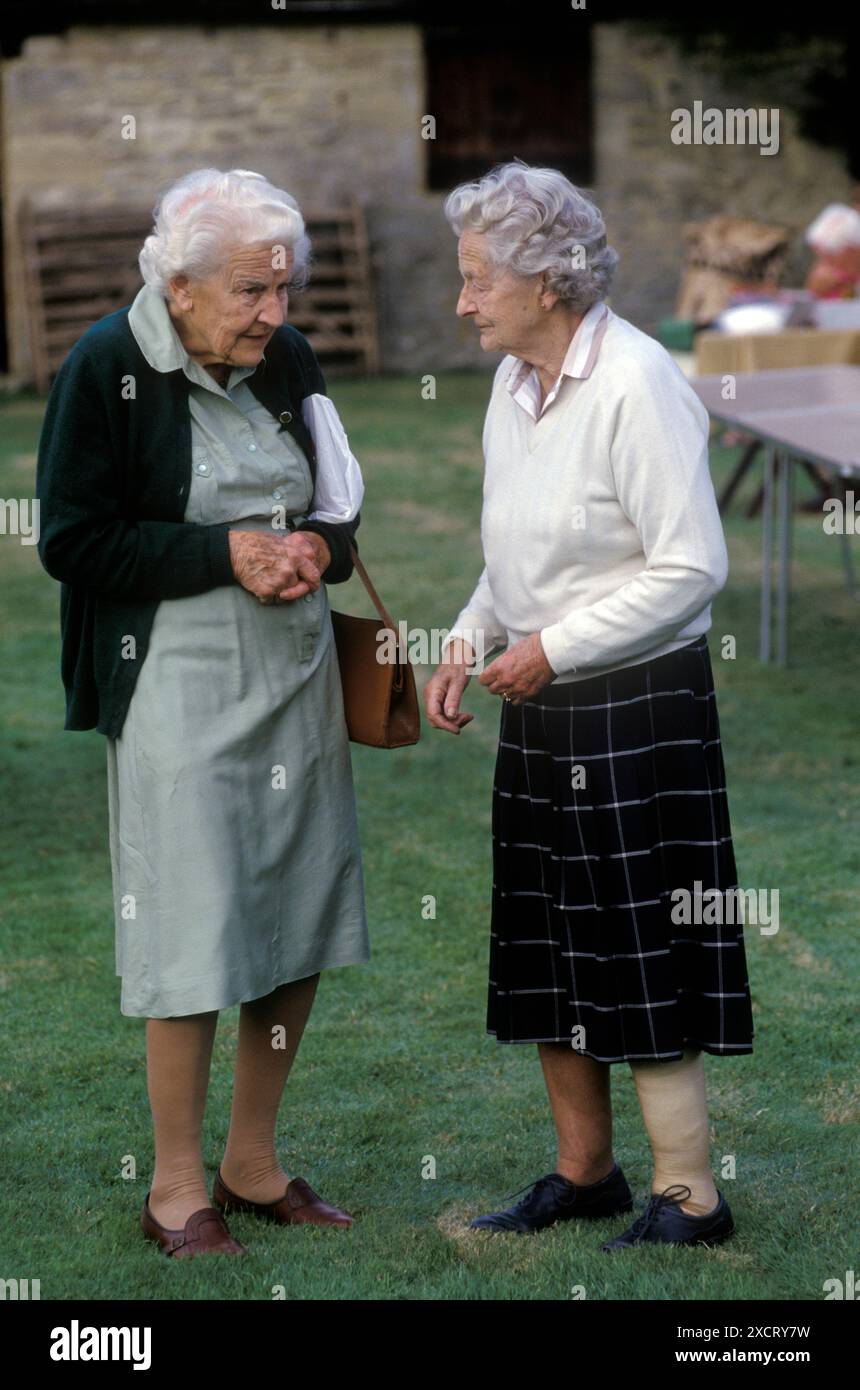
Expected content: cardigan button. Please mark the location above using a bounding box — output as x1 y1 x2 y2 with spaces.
279 410 293 425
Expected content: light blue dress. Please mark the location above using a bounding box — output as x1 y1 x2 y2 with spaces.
106 285 370 1017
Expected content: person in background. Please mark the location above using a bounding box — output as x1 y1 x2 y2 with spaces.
804 188 860 299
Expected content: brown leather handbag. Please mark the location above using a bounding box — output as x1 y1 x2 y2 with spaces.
329 543 421 748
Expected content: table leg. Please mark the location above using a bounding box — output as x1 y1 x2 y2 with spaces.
760 445 775 663
776 451 794 666
718 439 761 514
838 478 859 599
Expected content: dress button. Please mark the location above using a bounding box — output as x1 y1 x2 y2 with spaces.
279 410 293 425
248 443 257 452
272 489 282 500
196 463 208 474
304 593 314 603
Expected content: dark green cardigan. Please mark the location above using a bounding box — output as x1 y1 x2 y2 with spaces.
35 307 360 738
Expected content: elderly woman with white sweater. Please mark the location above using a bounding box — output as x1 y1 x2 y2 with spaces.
425 161 755 1250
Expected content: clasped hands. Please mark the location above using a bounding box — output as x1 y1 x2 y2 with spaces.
424 633 555 735
228 529 331 604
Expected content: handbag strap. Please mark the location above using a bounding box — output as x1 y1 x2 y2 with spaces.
346 542 398 632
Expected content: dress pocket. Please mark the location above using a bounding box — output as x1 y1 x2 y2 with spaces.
185 445 217 524
191 444 214 480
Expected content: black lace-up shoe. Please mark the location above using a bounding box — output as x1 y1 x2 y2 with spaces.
601 1183 734 1251
468 1164 633 1234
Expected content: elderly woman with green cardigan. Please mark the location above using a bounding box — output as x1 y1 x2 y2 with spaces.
37 168 370 1259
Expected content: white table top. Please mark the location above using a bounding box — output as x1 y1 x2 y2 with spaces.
691 365 860 474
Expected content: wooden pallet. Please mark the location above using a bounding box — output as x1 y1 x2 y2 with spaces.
288 201 380 378
18 202 149 393
18 198 380 392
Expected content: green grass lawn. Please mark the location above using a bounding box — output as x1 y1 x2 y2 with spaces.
0 373 857 1301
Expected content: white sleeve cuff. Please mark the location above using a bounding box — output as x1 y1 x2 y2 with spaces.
440 624 483 664
540 624 575 677
301 393 365 524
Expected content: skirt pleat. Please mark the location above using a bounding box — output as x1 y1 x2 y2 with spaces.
487 635 755 1062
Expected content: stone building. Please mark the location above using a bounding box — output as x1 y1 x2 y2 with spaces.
0 1 854 382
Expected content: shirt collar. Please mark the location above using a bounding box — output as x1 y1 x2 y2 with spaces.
506 299 611 420
128 281 262 394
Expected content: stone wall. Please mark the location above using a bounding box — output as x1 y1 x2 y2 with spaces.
593 24 852 331
1 23 467 380
1 21 855 382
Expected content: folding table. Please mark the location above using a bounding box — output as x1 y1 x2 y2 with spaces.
690 366 860 664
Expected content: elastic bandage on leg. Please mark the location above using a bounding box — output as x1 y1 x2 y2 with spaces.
629 1046 719 1217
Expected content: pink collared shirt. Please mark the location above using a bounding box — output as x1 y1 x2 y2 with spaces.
504 300 611 420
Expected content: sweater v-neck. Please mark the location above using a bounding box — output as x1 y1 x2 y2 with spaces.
519 376 585 455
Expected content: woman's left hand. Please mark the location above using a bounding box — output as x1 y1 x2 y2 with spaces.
276 531 331 602
478 633 555 704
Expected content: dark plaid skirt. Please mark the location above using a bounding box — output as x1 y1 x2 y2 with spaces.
487 634 755 1062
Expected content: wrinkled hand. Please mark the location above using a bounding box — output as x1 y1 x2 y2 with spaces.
478 633 555 704
424 638 476 734
228 529 331 604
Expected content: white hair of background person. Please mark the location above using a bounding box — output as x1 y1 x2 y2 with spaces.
805 202 860 253
443 157 619 312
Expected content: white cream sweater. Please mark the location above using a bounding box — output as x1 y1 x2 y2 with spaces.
444 306 727 683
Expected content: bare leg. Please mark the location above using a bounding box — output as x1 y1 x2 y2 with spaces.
220 974 320 1203
537 1043 616 1185
146 1011 219 1229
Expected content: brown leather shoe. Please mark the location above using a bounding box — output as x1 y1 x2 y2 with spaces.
213 1168 354 1228
141 1193 247 1259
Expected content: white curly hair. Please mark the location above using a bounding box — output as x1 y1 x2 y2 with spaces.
138 167 312 294
444 159 619 311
